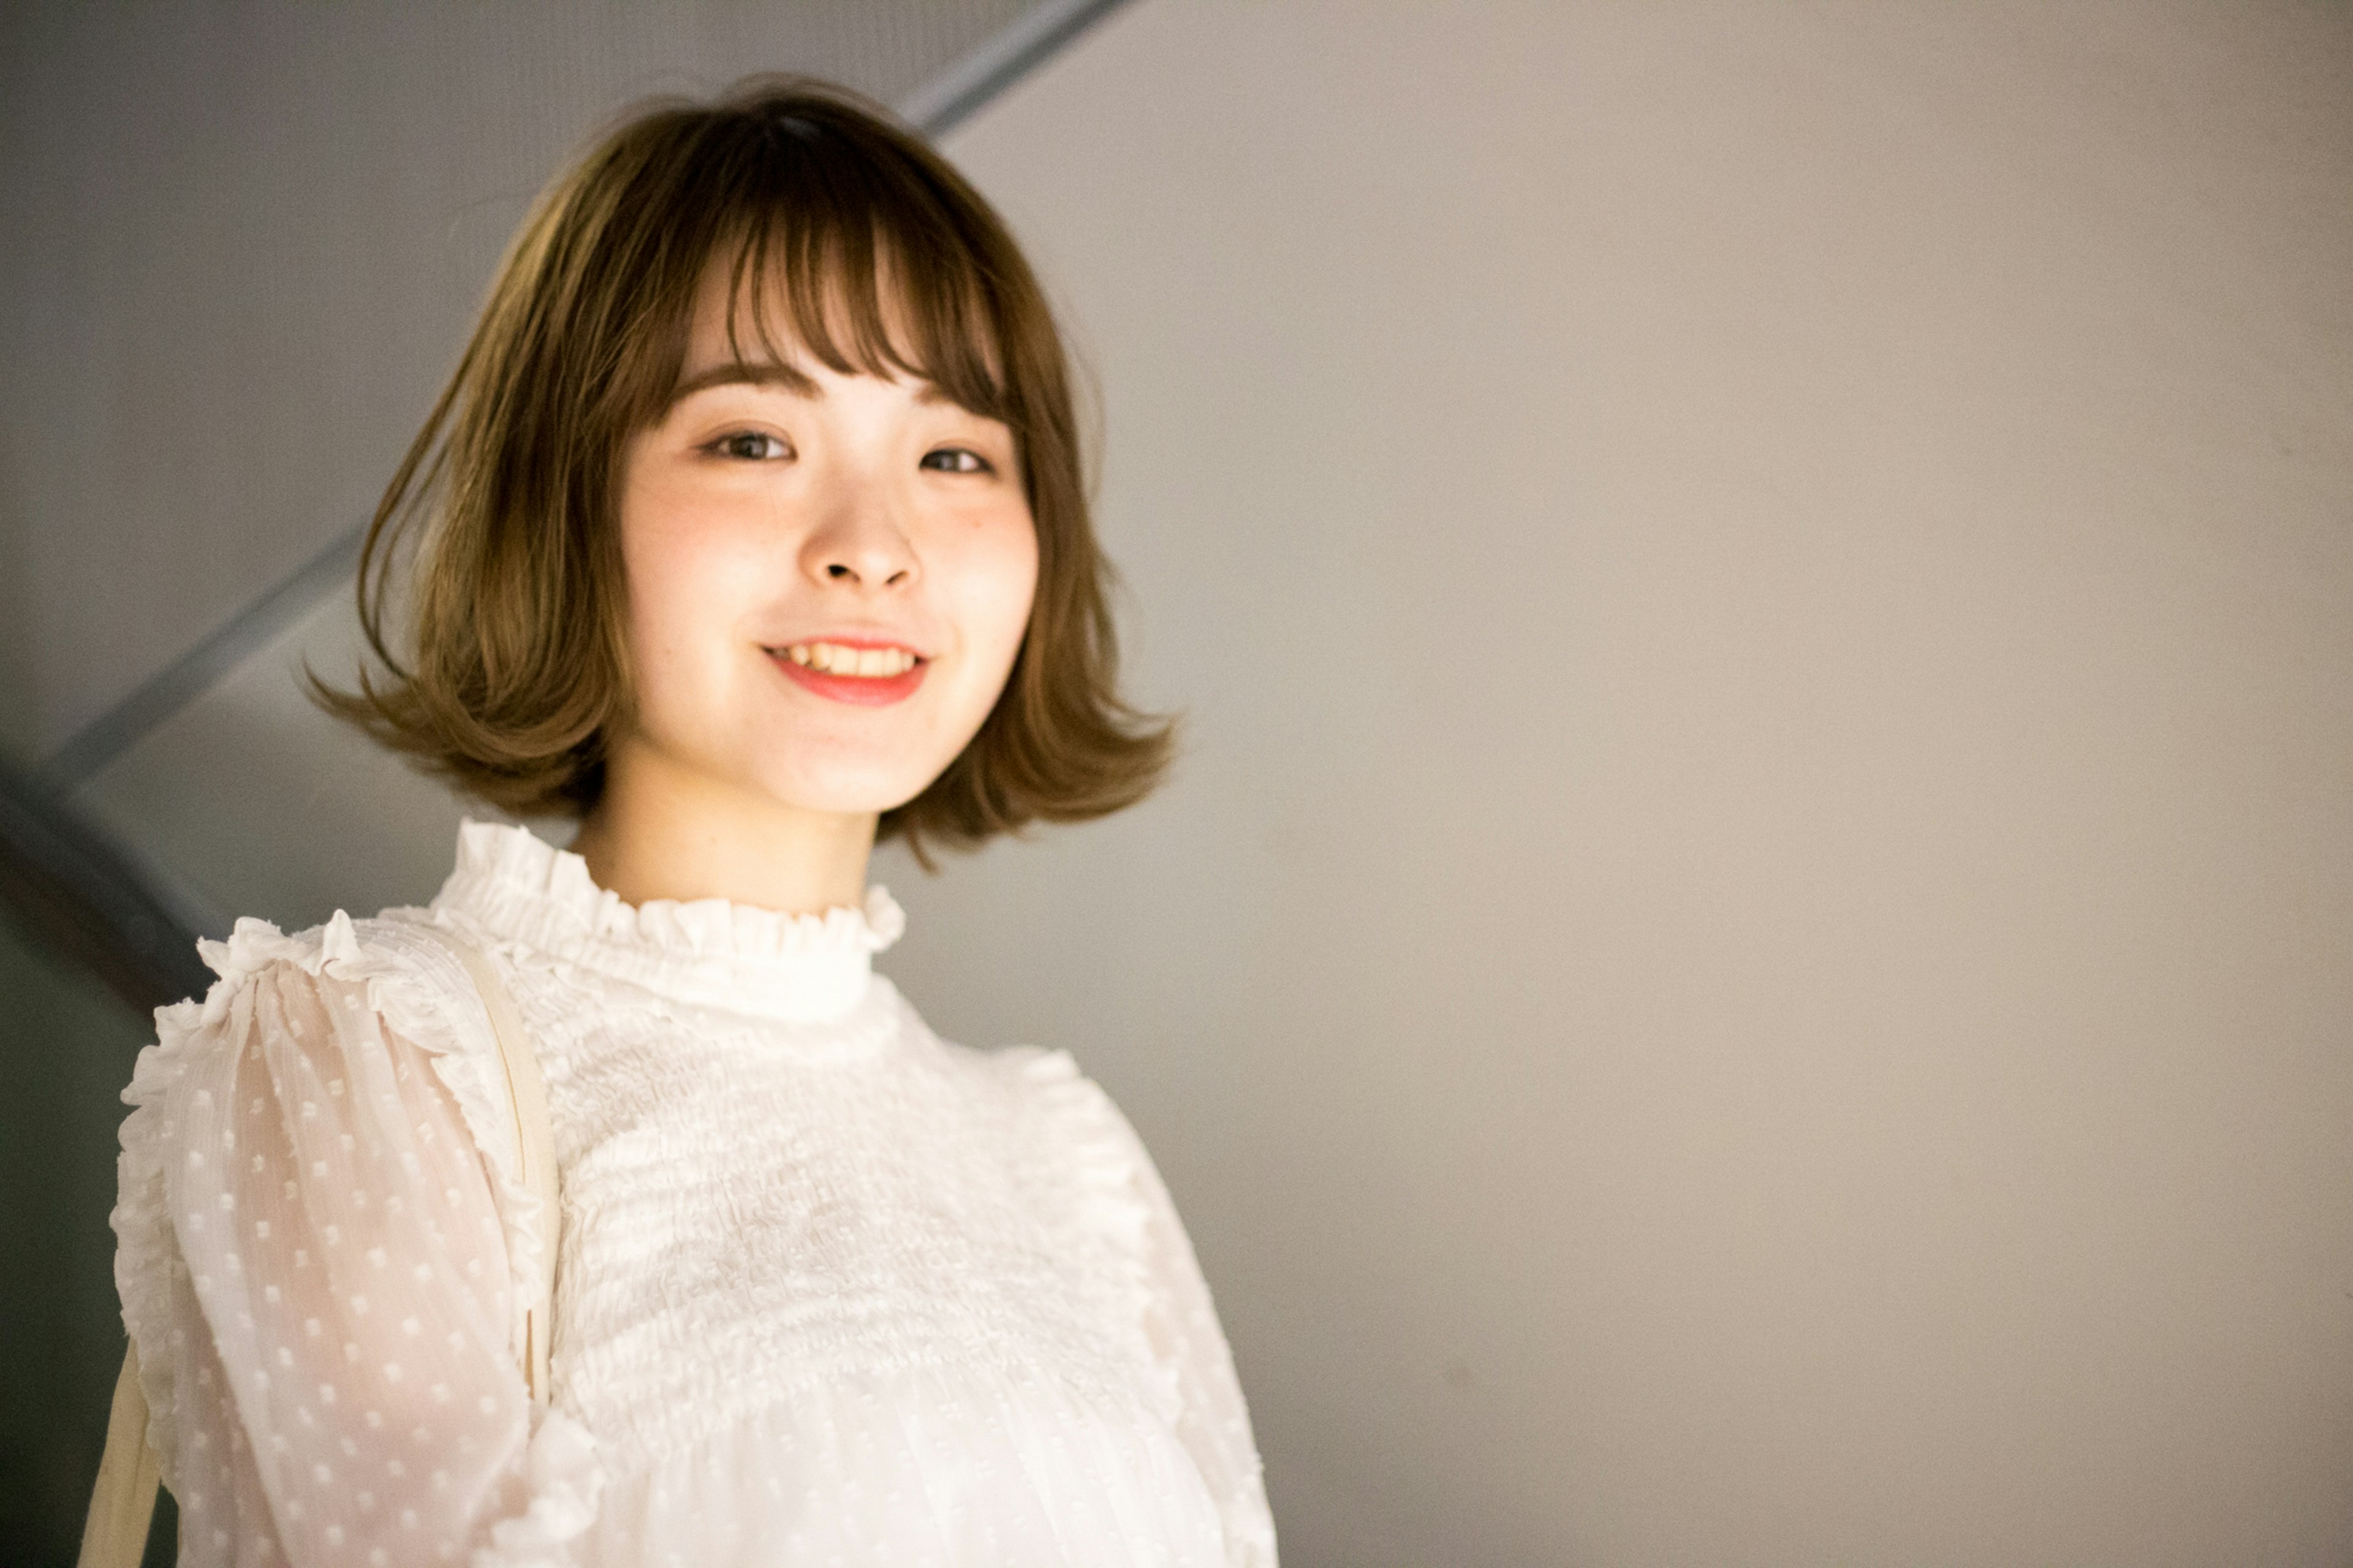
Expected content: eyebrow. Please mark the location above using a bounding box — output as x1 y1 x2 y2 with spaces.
668 361 819 405
667 361 958 409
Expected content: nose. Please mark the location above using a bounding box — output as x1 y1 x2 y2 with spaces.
799 492 918 592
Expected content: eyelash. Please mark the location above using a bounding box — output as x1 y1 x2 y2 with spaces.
704 431 995 475
710 431 790 461
921 447 995 475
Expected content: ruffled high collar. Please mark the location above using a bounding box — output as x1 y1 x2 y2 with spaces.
428 819 903 1025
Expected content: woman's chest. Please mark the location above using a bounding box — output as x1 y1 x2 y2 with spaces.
507 978 1152 1464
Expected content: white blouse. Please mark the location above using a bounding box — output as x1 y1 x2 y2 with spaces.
112 820 1276 1567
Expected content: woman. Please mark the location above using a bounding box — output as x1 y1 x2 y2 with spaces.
111 78 1276 1566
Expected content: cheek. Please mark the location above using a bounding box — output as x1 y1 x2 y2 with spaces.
960 518 1041 670
621 537 698 705
618 472 770 719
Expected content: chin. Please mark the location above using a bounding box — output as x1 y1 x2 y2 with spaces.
756 756 947 819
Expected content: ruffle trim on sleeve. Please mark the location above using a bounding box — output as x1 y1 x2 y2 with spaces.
109 908 570 1510
471 1405 605 1568
1008 1047 1281 1566
113 991 213 1498
1011 1048 1186 1428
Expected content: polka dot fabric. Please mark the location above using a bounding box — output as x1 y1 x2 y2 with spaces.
113 822 1275 1566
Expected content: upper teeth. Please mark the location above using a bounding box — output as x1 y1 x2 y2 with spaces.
784 642 919 676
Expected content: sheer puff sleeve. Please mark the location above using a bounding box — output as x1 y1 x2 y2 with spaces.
111 910 601 1567
1115 1115 1279 1568
1019 1049 1279 1567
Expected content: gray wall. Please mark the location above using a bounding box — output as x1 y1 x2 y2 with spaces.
0 910 158 1561
886 1 2353 1561
15 1 2353 1564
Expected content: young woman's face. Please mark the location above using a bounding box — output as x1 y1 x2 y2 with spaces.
610 268 1039 820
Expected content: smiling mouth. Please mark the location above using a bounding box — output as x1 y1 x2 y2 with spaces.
779 641 922 677
766 641 930 706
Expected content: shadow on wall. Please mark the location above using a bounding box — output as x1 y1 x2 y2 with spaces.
0 905 179 1566
0 762 210 1562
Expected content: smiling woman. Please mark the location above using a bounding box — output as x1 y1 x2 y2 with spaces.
579 283 1044 911
316 80 1165 866
100 78 1276 1568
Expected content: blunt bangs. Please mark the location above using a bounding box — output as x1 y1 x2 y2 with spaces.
601 98 1019 453
718 187 1012 430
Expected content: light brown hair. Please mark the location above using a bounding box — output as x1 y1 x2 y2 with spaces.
313 77 1171 859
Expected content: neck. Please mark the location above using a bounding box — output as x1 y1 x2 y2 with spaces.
568 740 877 917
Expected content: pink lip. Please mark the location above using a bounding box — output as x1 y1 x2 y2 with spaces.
766 639 930 707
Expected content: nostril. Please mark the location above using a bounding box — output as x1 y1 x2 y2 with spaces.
827 564 854 579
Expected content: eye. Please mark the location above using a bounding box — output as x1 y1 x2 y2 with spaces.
707 430 792 461
920 447 994 475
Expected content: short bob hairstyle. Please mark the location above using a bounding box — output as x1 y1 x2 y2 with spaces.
316 77 1170 859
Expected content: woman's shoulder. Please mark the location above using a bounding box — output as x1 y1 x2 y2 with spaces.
110 903 555 1528
124 903 520 1196
907 1017 1099 1124
925 1028 1171 1221
151 904 494 1059
889 994 1150 1157
116 900 544 1306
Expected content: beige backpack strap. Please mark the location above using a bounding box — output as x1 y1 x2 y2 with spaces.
81 919 559 1567
77 1343 160 1568
414 922 562 1408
